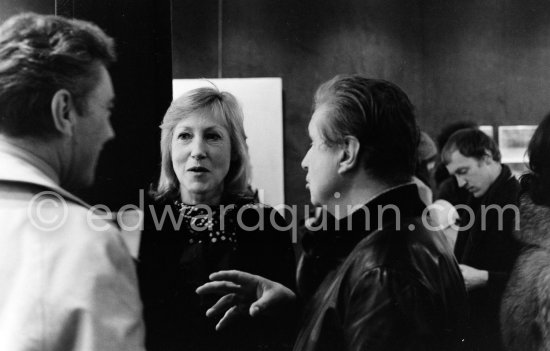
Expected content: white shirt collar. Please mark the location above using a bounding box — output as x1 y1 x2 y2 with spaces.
0 138 59 185
0 139 90 208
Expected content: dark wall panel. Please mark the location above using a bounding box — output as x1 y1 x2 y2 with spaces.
422 0 550 136
171 0 219 78
66 0 173 208
0 0 54 22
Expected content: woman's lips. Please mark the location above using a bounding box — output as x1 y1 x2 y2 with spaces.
188 166 209 172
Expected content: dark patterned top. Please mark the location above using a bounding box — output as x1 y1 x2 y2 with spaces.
139 194 296 351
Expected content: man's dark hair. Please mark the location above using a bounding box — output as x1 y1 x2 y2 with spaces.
436 120 478 152
313 74 419 184
0 13 116 139
441 128 501 165
433 121 479 185
521 113 550 206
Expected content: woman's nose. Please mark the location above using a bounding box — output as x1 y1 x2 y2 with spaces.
190 138 207 159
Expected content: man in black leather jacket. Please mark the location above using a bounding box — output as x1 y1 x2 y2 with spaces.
198 75 469 351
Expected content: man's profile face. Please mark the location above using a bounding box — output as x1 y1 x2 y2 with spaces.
70 64 115 188
301 105 342 207
445 150 495 198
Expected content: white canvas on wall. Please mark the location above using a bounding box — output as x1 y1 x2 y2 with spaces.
172 78 285 207
479 125 494 138
498 125 536 164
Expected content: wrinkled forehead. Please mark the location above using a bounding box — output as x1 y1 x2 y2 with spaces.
446 150 479 171
309 104 332 135
176 106 229 130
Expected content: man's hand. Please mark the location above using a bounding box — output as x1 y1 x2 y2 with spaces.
459 264 488 291
196 270 296 331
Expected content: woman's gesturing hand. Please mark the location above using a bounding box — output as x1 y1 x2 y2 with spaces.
196 270 296 330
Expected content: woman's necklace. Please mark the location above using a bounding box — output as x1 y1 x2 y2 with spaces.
174 200 237 245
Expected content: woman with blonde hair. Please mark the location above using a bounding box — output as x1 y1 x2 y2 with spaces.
138 86 295 351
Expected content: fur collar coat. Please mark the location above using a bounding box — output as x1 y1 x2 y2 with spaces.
501 193 550 351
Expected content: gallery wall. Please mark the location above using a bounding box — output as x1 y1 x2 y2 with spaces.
172 0 424 213
172 0 550 213
422 0 550 134
4 0 550 213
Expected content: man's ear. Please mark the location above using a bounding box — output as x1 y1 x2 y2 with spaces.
482 153 494 166
51 89 76 137
338 136 361 174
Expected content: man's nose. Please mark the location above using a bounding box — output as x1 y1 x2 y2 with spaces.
107 122 115 140
455 175 467 188
301 150 309 171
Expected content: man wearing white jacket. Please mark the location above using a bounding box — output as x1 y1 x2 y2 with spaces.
0 13 145 350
